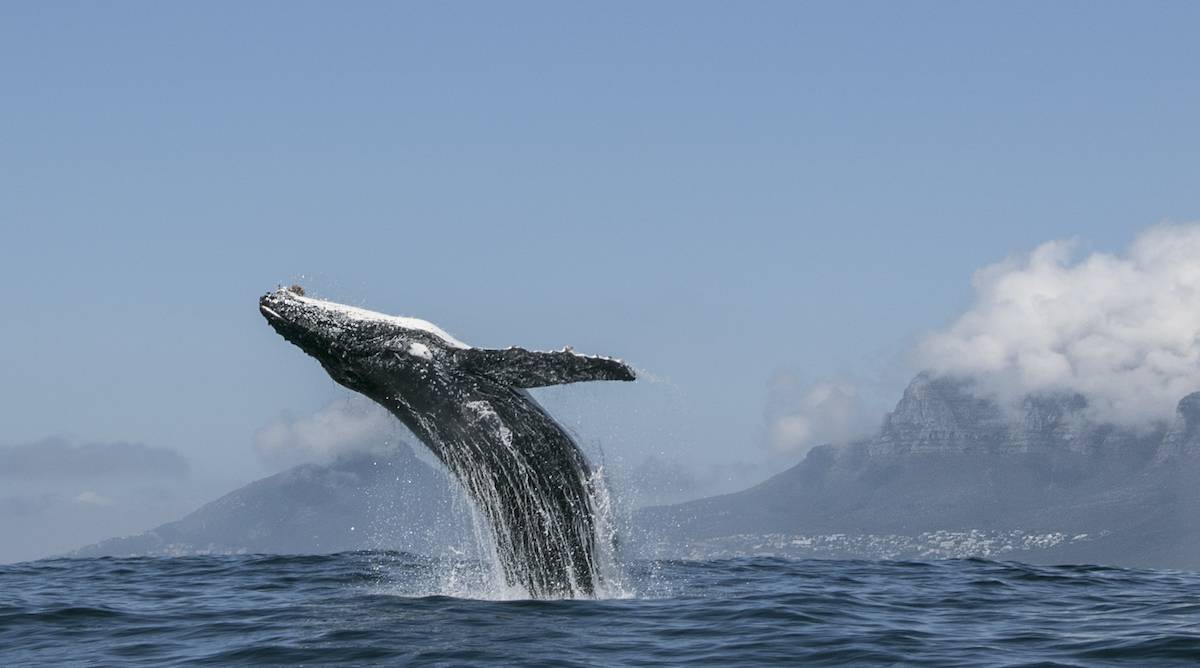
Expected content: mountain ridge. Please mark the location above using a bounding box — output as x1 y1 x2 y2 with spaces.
635 373 1200 568
72 445 472 558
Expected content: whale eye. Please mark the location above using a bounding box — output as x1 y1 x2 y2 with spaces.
287 284 305 296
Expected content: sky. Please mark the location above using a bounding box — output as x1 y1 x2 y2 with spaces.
1 3 1198 559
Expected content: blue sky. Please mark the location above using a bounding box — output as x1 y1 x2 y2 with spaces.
2 2 1198 506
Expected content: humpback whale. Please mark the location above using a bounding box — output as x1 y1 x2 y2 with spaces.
258 286 635 597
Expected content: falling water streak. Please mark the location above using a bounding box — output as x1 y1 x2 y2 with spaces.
585 465 634 598
377 398 632 600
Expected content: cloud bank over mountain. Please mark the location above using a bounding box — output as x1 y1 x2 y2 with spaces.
763 374 871 455
0 437 188 479
0 437 198 563
254 396 400 468
918 223 1200 426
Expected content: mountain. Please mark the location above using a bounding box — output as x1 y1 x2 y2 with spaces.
72 445 473 558
635 373 1200 569
75 374 1200 569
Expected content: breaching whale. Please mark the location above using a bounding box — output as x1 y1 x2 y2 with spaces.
258 286 635 597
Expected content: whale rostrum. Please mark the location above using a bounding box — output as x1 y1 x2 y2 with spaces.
259 287 635 597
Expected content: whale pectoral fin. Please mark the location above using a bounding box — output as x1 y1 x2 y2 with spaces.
459 347 636 388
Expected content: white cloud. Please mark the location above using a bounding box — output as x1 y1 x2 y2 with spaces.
254 396 398 468
917 222 1200 426
765 374 870 454
74 491 115 507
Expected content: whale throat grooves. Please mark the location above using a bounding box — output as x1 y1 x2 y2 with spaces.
437 391 604 597
381 354 628 598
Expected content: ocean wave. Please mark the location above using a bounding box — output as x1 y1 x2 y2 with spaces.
2 552 1198 666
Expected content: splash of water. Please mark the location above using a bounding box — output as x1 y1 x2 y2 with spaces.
441 450 632 599
367 466 633 601
361 434 632 599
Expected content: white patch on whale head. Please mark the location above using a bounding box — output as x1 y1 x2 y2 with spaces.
286 292 471 349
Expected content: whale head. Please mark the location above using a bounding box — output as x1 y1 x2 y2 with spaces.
258 286 469 394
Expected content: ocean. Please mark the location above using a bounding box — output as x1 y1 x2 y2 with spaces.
2 552 1198 666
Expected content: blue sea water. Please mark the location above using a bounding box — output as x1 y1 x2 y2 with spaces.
2 553 1198 666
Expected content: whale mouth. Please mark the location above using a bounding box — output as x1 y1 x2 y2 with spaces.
259 303 283 321
258 292 288 324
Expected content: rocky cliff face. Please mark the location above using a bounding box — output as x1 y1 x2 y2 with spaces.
1155 391 1200 463
868 373 1006 457
636 373 1200 569
871 373 1163 459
